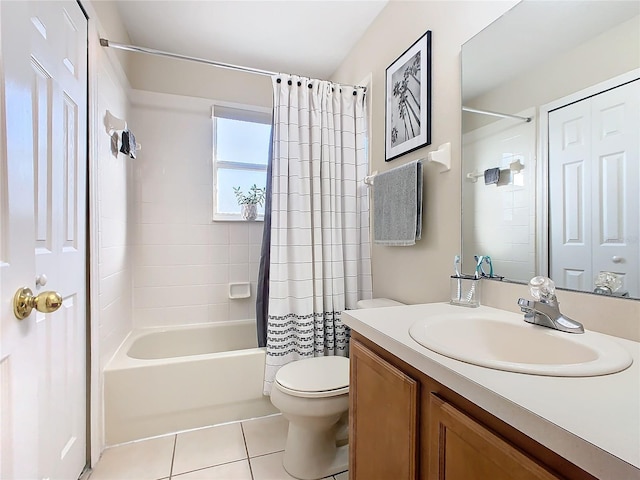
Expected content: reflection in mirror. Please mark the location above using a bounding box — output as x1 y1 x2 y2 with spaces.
461 0 640 298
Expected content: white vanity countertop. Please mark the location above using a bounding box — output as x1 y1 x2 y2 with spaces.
342 303 640 480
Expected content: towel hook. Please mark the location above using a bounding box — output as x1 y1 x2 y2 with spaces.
105 110 126 135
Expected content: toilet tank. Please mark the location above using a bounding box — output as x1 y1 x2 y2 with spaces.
356 298 405 309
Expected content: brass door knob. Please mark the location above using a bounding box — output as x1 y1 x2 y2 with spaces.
13 287 63 320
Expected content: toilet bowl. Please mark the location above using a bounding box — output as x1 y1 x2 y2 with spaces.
271 356 350 479
270 298 404 480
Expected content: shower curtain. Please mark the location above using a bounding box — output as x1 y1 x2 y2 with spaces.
260 74 372 394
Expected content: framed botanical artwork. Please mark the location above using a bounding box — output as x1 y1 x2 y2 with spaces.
385 31 432 162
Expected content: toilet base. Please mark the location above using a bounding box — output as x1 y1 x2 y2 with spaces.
269 357 350 480
283 442 348 480
278 408 349 480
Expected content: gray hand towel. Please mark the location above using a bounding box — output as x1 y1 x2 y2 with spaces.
373 160 423 246
119 130 137 159
484 167 500 185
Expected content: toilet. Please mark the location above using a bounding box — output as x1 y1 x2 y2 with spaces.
270 298 404 480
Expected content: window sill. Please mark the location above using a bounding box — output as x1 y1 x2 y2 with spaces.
212 215 264 223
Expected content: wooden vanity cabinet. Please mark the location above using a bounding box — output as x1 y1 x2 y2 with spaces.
429 395 560 480
349 333 597 480
349 338 419 480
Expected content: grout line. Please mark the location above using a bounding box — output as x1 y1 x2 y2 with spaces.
170 460 250 479
168 434 177 479
239 422 249 458
247 449 285 460
240 422 255 480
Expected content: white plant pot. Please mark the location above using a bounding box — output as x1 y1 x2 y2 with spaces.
241 204 258 221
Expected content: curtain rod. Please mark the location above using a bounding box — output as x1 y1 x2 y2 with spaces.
99 38 367 90
462 106 532 123
99 38 277 77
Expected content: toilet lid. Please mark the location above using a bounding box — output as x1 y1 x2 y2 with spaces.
275 356 349 398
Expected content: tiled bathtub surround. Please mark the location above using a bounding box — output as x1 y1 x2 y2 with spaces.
461 109 536 281
130 90 264 328
93 36 136 460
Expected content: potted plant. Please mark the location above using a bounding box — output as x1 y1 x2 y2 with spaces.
233 184 266 221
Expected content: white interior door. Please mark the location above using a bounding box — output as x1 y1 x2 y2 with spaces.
549 97 592 291
0 2 87 479
590 80 640 296
549 80 640 295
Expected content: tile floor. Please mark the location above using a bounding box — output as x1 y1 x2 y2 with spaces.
89 414 348 480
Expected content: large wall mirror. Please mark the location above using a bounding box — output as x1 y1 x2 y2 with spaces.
461 0 640 298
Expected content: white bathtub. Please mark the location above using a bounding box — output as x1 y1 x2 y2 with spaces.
104 320 277 445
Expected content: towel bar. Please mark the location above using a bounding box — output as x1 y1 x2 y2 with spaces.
363 142 451 187
105 110 142 151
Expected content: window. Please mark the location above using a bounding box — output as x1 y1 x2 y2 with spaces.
212 102 271 221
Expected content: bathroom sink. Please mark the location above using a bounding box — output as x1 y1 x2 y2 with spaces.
408 313 633 376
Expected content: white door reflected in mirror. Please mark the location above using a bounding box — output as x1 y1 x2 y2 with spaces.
549 80 640 297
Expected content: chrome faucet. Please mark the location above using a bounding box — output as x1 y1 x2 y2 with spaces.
517 277 584 334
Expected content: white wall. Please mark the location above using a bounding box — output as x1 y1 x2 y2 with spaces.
331 0 640 341
465 15 640 131
96 53 134 371
130 90 263 328
87 0 135 461
108 42 273 330
128 53 272 109
88 3 271 457
331 1 519 304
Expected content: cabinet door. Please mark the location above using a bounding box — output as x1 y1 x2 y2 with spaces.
350 340 419 480
428 394 561 480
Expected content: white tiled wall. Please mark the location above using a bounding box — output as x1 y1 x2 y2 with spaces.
96 49 134 379
462 108 536 281
93 44 135 458
130 90 264 328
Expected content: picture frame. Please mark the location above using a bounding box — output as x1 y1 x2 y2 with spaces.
385 30 432 162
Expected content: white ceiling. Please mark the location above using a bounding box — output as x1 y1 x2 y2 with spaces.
113 1 388 80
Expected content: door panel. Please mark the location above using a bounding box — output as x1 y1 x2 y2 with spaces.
0 2 87 479
549 80 639 296
33 2 88 477
561 160 585 244
549 99 591 292
1 3 39 479
63 93 79 251
562 269 586 292
599 152 624 244
32 58 54 252
0 0 6 263
591 80 639 295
